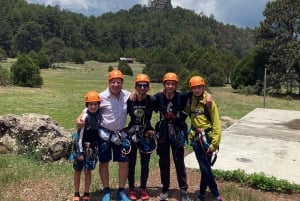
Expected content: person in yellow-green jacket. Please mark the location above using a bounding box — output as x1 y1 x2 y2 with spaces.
183 76 224 201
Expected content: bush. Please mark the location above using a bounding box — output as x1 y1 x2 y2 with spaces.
10 54 43 87
108 65 113 72
118 61 133 76
29 51 50 69
213 169 300 193
0 65 10 86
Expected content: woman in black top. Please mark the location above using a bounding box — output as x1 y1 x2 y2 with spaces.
127 74 156 201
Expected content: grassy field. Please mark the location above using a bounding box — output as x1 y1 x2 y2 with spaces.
0 60 299 200
1 60 298 130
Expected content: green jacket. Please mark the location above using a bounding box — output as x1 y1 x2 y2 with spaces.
184 93 222 151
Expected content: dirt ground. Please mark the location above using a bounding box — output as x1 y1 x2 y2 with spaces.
142 157 300 201
2 117 300 201
3 158 299 201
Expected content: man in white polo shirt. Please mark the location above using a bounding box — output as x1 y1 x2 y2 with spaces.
77 69 131 201
98 69 131 201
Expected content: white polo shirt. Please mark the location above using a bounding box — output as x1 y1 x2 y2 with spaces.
99 88 130 131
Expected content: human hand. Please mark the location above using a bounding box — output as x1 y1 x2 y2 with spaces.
145 130 155 137
76 154 84 161
129 91 137 101
205 92 213 108
76 114 84 128
207 147 214 155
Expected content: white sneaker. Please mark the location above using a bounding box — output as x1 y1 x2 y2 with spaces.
180 190 191 201
159 191 169 200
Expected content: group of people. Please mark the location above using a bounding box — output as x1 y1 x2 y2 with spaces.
71 69 224 201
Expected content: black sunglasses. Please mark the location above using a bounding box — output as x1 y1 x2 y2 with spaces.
136 83 149 89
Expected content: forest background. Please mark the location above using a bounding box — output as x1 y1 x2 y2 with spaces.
0 0 299 96
0 0 300 200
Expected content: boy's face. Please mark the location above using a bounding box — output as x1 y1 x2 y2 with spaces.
191 85 205 97
87 102 99 113
163 80 177 93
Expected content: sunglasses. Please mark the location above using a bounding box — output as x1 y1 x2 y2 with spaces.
136 83 149 89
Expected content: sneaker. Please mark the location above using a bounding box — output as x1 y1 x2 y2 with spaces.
82 195 90 201
101 189 111 201
72 196 80 201
140 188 149 200
214 195 224 201
180 190 191 201
129 188 137 200
159 191 169 200
117 190 130 201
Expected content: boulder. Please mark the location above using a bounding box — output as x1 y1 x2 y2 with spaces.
0 113 72 161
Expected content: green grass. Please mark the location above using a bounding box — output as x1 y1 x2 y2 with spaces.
0 60 299 200
210 86 299 119
0 154 71 185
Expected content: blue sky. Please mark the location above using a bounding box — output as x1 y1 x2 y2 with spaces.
26 0 273 28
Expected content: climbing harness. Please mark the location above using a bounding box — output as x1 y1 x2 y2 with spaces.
99 127 132 157
118 130 132 157
190 127 218 166
125 125 156 154
84 141 98 170
69 132 78 161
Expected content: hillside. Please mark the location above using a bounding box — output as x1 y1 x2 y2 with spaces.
0 0 255 60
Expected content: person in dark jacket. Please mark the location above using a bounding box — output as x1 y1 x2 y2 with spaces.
72 91 101 201
154 72 192 201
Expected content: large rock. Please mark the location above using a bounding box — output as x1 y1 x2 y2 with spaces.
0 113 72 161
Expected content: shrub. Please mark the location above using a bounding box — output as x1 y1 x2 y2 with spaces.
108 65 113 72
10 54 43 87
213 169 300 193
0 65 10 86
118 61 133 76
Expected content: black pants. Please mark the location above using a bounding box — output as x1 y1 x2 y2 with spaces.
128 144 151 189
157 141 188 192
192 141 220 198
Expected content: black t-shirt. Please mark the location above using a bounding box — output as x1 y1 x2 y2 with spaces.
154 91 190 123
127 94 156 132
153 91 190 141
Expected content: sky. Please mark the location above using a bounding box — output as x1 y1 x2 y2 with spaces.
26 0 273 28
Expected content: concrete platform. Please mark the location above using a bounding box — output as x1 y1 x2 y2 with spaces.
185 108 300 184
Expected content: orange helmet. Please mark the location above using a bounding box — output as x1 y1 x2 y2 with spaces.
163 72 178 82
108 69 123 81
135 74 150 83
189 76 205 88
85 91 100 102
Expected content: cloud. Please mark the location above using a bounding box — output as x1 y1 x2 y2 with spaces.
211 0 268 28
171 0 268 28
26 0 271 28
173 0 218 15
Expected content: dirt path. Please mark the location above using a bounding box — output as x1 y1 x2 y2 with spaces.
2 163 299 201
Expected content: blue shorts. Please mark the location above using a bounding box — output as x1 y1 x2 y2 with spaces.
98 138 129 163
73 144 98 171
